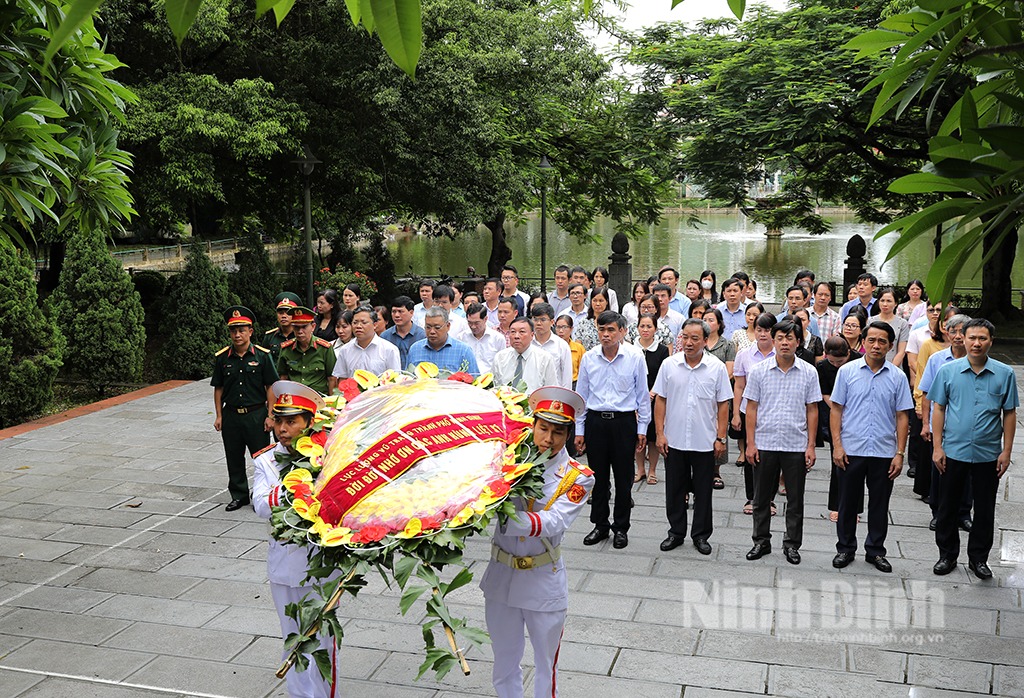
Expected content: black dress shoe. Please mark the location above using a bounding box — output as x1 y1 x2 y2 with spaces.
969 561 993 579
929 517 937 531
907 467 916 478
693 538 712 555
783 547 801 565
612 531 628 549
832 552 854 568
933 558 957 575
746 543 771 560
959 518 973 532
583 527 609 546
921 495 930 504
866 555 892 573
225 498 250 512
660 535 685 552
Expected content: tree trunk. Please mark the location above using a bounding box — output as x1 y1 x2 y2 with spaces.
978 222 1020 322
485 211 512 278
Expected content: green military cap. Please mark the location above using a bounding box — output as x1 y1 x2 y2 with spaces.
224 306 256 327
288 306 316 325
275 292 302 310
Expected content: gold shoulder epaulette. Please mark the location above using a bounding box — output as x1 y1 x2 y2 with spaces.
315 338 333 348
255 345 271 353
215 346 230 356
264 328 277 335
570 459 593 477
281 339 296 348
253 444 276 458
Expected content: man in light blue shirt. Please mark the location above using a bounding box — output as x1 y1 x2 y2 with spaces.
658 267 692 318
381 296 426 370
406 307 479 375
829 321 913 573
776 285 821 338
840 273 879 321
575 311 650 551
930 318 1018 579
716 277 751 338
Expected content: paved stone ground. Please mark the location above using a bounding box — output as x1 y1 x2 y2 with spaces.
0 359 1022 698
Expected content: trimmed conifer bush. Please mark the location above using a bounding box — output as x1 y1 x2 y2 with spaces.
51 227 146 393
0 247 65 427
160 244 239 380
228 224 280 330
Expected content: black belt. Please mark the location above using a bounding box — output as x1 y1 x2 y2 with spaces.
226 403 266 414
588 410 635 420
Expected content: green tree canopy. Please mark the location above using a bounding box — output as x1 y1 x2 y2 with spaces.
625 0 955 227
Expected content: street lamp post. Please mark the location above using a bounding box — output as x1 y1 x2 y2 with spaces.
538 155 555 294
292 145 321 307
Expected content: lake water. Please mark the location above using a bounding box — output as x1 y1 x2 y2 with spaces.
388 211 1024 303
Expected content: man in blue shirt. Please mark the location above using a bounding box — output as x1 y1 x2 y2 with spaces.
575 311 651 550
406 307 480 375
840 273 880 321
381 296 426 370
930 318 1018 579
658 266 692 318
829 321 913 573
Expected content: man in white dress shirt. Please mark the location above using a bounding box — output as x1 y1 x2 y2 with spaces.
331 307 401 381
530 302 573 389
480 387 594 698
653 318 732 555
456 303 507 374
493 317 558 394
575 311 650 550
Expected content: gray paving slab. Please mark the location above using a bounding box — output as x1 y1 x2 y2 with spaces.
71 567 201 598
0 537 81 561
0 583 113 613
0 558 92 586
54 545 181 572
613 647 768 693
0 607 130 644
201 605 281 637
0 667 45 698
86 594 228 627
103 622 255 662
125 655 283 698
2 676 180 698
907 654 993 693
176 578 276 610
0 638 155 681
43 523 161 548
157 554 267 582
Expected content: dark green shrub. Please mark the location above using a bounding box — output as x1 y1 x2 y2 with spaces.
50 227 146 393
160 244 239 379
0 247 65 427
362 233 396 306
131 269 167 308
227 222 280 329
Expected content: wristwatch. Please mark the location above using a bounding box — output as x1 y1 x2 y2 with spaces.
896 450 906 456
717 437 727 445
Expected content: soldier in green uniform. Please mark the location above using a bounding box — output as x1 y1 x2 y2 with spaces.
261 291 301 362
277 306 338 396
212 306 279 511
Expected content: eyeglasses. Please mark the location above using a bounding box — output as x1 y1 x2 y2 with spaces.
570 291 585 297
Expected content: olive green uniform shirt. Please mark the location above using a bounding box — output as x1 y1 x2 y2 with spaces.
210 343 279 407
277 337 336 395
261 327 295 363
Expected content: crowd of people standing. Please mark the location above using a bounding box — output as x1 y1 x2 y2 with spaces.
217 261 1017 580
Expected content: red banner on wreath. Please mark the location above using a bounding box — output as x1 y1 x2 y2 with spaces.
315 411 523 524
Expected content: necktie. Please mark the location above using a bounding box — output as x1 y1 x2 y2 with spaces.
513 352 524 386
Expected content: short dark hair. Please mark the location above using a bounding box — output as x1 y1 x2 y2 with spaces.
857 272 878 287
554 264 571 277
794 270 815 283
824 336 850 357
568 283 586 295
755 312 777 331
963 317 995 338
731 271 750 283
570 266 588 278
501 264 518 277
419 279 436 290
463 290 480 302
510 316 534 331
484 277 503 292
531 302 555 320
659 267 679 281
652 283 672 296
865 320 895 344
813 281 832 297
688 299 712 318
498 296 518 311
773 319 802 343
721 277 743 292
466 302 487 320
681 317 710 339
392 295 415 311
433 284 455 302
556 314 574 328
596 310 626 330
786 285 808 299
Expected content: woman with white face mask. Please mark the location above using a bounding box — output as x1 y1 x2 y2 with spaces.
699 270 719 304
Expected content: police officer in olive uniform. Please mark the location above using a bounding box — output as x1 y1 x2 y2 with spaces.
262 291 302 362
277 306 338 396
212 306 279 511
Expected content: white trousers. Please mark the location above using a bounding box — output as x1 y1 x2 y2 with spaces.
485 599 566 698
271 582 336 698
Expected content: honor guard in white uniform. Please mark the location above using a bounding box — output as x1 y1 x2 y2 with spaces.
253 381 336 698
480 387 595 698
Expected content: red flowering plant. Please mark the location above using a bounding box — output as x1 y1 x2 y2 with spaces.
314 266 378 302
268 365 551 683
